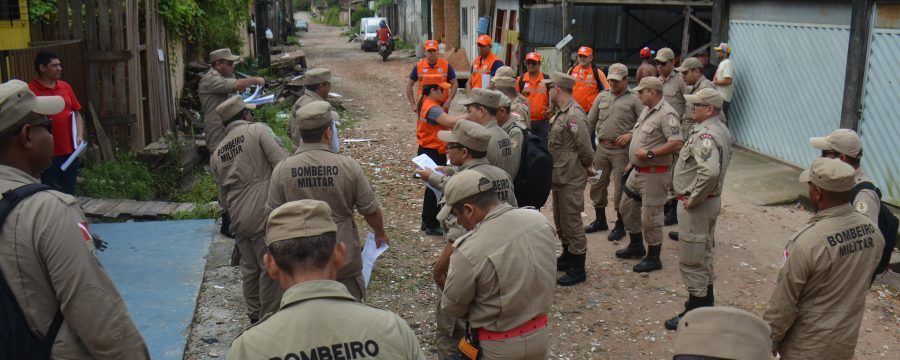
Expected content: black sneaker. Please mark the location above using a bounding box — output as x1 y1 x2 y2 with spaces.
424 227 444 236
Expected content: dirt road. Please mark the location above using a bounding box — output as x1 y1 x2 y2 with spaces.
184 16 898 359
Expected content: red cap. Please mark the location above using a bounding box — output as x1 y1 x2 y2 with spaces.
477 35 492 46
421 74 450 89
577 46 593 56
424 40 438 51
640 47 653 58
525 52 542 62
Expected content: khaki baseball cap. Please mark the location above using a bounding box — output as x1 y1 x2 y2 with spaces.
633 76 663 92
303 68 332 85
0 80 64 133
459 88 501 108
209 48 241 63
673 307 771 360
215 95 256 121
436 169 495 222
541 71 576 90
294 101 334 130
265 200 338 245
607 63 628 82
675 57 703 72
684 88 723 109
809 129 862 158
498 93 511 108
494 66 515 79
492 76 516 90
799 158 856 192
655 47 675 62
438 120 490 152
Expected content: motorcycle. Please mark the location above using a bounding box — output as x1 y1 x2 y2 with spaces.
378 37 394 62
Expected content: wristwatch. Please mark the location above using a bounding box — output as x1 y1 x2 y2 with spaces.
647 150 655 159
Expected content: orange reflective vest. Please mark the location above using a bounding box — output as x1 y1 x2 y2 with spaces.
416 58 451 104
418 97 449 153
569 64 610 112
517 72 549 121
470 52 501 90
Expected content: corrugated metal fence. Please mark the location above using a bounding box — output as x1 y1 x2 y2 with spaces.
859 28 900 206
728 20 849 167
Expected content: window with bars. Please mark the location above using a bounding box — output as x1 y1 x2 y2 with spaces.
0 0 22 21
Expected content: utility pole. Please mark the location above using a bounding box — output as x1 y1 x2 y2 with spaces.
256 0 271 68
561 0 571 70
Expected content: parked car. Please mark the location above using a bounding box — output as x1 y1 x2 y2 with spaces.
295 20 308 32
359 17 386 51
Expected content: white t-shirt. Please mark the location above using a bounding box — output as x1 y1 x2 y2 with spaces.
715 58 734 102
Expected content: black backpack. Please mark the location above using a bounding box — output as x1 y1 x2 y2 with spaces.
567 64 607 92
1 183 64 359
511 125 553 208
850 182 899 280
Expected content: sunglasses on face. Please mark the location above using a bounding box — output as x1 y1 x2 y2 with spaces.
526 61 538 66
821 150 840 158
10 116 52 135
447 143 465 150
657 61 668 66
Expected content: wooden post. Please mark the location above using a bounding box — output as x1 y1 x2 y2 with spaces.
257 0 271 68
710 0 728 65
840 0 873 130
681 6 691 57
126 0 144 150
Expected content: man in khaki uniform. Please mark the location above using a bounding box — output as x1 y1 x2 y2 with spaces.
656 47 686 226
673 307 772 359
495 94 524 179
664 88 732 331
416 121 517 358
488 65 516 90
676 57 717 136
228 200 426 359
542 72 595 286
615 76 684 273
267 101 388 301
764 158 884 359
289 68 332 147
459 88 517 179
440 170 556 359
199 48 266 150
0 80 149 358
584 63 643 240
210 96 288 321
494 75 531 128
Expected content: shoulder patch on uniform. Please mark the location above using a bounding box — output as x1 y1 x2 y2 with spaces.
700 137 714 160
699 133 714 140
855 200 869 214
510 138 518 149
569 119 578 133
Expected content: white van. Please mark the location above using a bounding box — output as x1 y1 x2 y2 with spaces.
359 17 387 52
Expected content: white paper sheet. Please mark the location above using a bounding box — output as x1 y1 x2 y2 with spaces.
588 168 604 185
70 111 77 148
331 122 340 152
412 154 444 201
361 232 388 287
244 85 263 101
246 94 275 105
61 141 87 171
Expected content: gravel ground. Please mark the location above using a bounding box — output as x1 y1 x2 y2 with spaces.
183 14 899 360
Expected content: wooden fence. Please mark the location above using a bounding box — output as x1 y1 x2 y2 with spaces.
0 39 88 108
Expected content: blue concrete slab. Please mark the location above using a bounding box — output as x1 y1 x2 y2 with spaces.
92 219 214 360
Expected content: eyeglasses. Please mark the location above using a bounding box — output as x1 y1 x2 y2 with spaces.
656 61 668 66
526 61 538 66
447 144 465 150
8 116 52 136
821 150 840 158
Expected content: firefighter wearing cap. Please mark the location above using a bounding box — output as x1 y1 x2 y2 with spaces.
489 66 516 90
585 63 643 240
227 200 427 359
266 101 390 301
415 121 517 358
713 42 734 115
614 76 683 273
494 75 531 127
676 57 718 135
466 35 504 95
673 307 772 359
542 72 595 286
200 48 265 151
0 80 150 358
655 47 686 117
406 40 458 112
518 52 550 145
290 68 333 147
568 46 610 114
664 88 732 331
439 170 556 359
210 95 288 322
636 47 658 83
496 93 526 174
764 158 884 359
459 88 517 179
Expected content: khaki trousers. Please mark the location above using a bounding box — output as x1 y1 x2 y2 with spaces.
434 289 466 359
236 235 282 319
677 196 720 297
553 187 588 255
479 326 550 360
619 171 670 246
589 145 629 210
339 274 366 302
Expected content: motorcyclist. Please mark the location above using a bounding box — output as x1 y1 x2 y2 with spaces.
376 20 392 47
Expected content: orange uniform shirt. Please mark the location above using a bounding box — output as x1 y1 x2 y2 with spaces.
517 72 549 121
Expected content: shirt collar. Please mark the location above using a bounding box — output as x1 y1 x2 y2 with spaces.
29 78 56 91
279 280 357 310
225 120 250 132
559 98 575 112
297 142 334 154
0 165 39 185
460 158 489 170
482 203 514 223
809 203 853 223
484 120 499 128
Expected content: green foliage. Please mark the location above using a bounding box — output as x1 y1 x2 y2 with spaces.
251 101 294 153
170 203 220 219
159 0 205 42
322 5 342 27
28 0 57 23
394 38 414 50
374 0 394 10
293 0 311 11
351 6 374 26
173 170 218 204
78 154 155 201
159 0 251 55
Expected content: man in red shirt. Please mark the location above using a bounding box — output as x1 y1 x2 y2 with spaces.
28 51 83 195
376 21 391 45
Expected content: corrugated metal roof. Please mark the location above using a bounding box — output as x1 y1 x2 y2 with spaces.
859 28 900 205
728 20 849 168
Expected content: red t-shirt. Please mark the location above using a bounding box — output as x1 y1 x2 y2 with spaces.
28 79 82 157
376 28 391 43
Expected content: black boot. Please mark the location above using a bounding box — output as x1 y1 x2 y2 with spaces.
664 199 678 225
668 231 679 241
707 284 715 305
557 253 587 286
633 245 663 273
556 246 574 271
615 233 646 259
220 211 235 238
608 214 625 241
664 294 711 330
585 208 609 233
